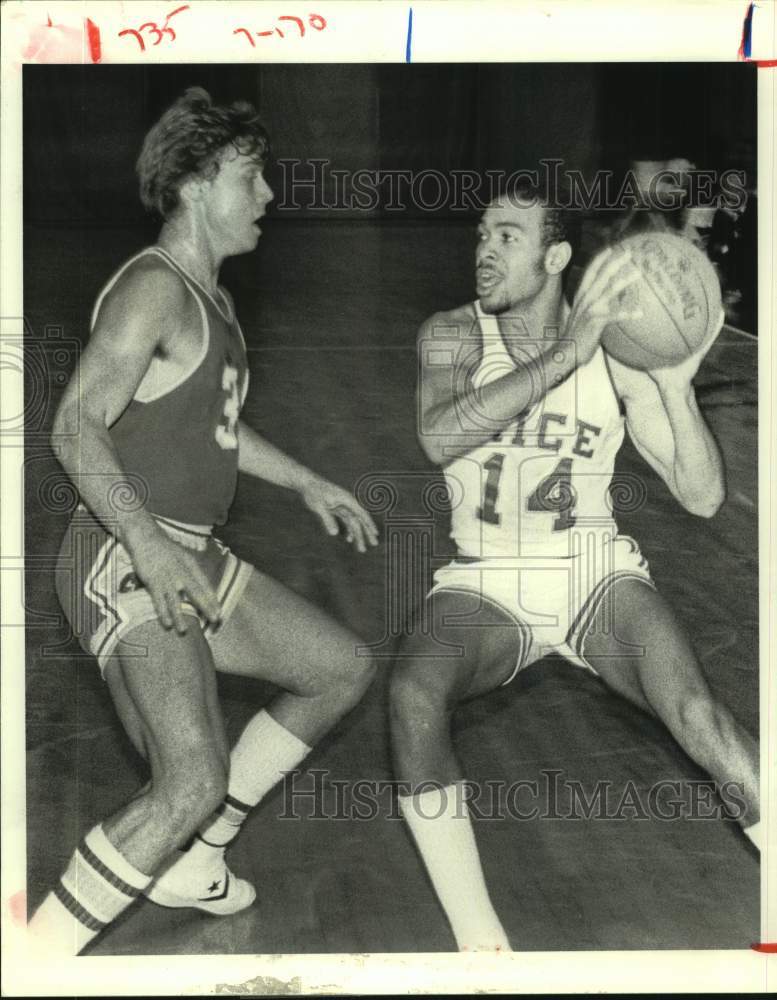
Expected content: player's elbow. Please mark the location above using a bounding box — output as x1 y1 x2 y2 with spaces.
418 434 445 466
691 497 724 519
417 409 467 467
680 485 725 519
50 397 75 455
418 432 464 468
417 412 446 466
51 394 107 470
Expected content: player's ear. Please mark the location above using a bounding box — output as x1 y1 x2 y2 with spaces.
178 175 207 208
545 241 572 275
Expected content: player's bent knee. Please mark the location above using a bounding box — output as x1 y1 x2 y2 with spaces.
389 659 455 729
389 667 454 770
333 653 377 711
355 653 378 693
676 689 722 739
152 757 228 832
166 783 225 835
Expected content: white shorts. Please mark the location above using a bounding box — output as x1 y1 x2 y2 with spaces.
430 534 655 684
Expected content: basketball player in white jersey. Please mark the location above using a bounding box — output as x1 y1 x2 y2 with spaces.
29 89 379 955
390 182 761 951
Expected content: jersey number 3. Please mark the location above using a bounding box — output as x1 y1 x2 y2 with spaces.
477 453 578 531
215 363 240 451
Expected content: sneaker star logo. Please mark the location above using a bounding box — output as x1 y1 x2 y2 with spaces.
199 872 230 902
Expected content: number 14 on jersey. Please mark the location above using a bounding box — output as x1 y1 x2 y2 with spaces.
477 452 578 531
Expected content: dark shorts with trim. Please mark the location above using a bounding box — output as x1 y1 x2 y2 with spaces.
55 506 253 677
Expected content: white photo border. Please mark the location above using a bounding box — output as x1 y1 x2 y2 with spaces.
1 1 775 994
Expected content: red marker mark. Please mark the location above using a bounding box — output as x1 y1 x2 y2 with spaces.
751 942 777 953
9 891 27 926
86 17 101 63
235 12 328 45
118 5 189 52
119 28 145 51
24 17 79 62
234 27 256 46
279 15 305 36
738 2 776 66
738 1 753 59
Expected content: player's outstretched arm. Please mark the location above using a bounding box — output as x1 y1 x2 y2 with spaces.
51 263 222 632
236 421 378 552
607 314 726 517
418 249 641 466
416 311 578 466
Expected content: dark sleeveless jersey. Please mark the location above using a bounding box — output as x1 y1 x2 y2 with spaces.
95 246 249 527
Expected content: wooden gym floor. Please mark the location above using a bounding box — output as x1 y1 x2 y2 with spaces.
23 219 759 953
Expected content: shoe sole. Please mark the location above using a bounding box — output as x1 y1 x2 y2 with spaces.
146 881 256 916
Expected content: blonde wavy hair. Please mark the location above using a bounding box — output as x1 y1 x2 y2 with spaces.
136 87 270 219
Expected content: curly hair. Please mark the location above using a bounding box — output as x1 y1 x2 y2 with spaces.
497 177 581 256
136 87 271 219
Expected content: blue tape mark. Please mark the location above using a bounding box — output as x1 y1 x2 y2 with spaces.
406 7 413 63
742 2 754 58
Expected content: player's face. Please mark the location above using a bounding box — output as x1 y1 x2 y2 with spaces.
476 198 549 314
201 149 274 256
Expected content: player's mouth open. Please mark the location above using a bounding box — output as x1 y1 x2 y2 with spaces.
476 267 501 292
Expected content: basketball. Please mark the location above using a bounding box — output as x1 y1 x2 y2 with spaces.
598 232 722 371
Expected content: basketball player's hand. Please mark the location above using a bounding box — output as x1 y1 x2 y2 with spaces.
300 477 379 554
566 247 643 366
122 520 222 634
646 311 723 391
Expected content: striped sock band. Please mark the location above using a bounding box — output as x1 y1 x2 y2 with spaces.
58 826 150 927
176 712 311 871
29 825 152 955
197 795 252 848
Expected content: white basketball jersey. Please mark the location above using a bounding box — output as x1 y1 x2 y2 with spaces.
445 302 626 559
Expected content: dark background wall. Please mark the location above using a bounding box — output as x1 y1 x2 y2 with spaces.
24 63 757 226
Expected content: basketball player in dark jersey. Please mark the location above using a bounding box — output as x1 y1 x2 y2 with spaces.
29 89 379 955
389 183 761 950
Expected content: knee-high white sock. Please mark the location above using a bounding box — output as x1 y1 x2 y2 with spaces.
190 710 311 861
399 783 511 952
28 825 152 955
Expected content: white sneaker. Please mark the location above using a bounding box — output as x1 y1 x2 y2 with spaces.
145 848 256 916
